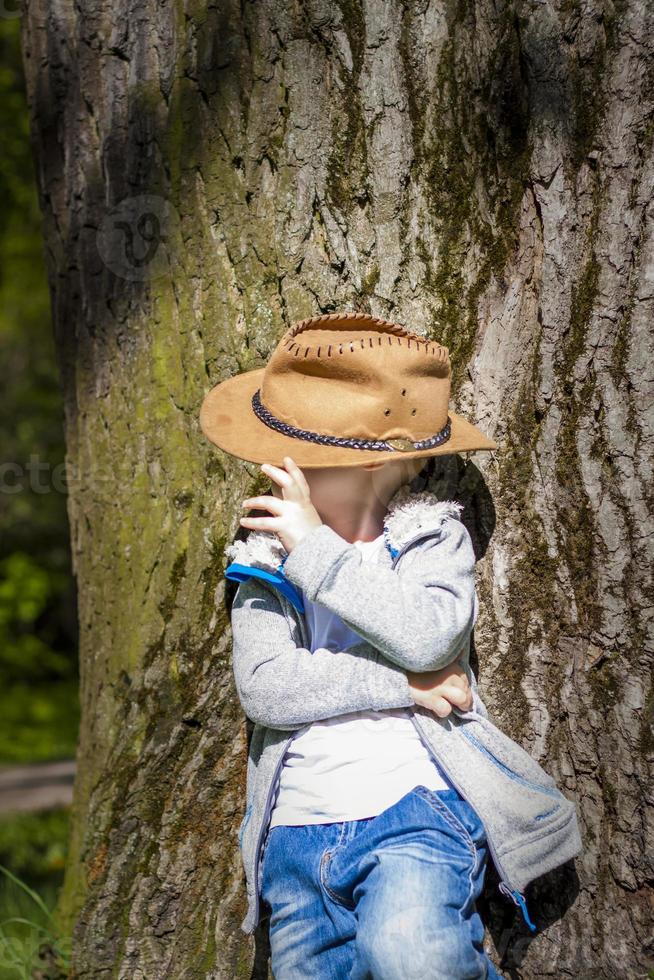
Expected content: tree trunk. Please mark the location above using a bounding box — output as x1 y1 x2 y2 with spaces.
20 0 653 976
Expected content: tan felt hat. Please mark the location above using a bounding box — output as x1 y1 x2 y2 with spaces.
200 312 497 469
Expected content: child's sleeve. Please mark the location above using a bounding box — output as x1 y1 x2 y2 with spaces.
281 516 478 674
230 575 415 730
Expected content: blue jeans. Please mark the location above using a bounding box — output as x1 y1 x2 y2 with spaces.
260 784 505 979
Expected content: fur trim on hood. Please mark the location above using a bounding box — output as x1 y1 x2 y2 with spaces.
224 483 464 572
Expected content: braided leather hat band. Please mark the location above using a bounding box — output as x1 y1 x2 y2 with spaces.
252 389 452 453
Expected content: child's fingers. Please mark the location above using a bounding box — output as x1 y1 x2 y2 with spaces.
447 675 472 696
260 462 294 492
241 495 285 514
429 696 454 718
282 456 311 497
239 514 281 530
261 456 308 503
436 683 471 708
261 461 307 501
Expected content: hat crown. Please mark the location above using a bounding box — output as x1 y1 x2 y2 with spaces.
260 312 451 444
286 311 447 353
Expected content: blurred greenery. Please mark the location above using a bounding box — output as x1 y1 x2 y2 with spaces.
0 842 71 979
0 808 71 978
0 811 68 884
0 18 79 766
0 17 77 975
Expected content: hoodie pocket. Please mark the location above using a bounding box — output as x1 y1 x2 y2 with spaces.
460 720 561 799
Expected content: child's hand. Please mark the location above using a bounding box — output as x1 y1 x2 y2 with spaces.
240 456 323 555
406 661 474 718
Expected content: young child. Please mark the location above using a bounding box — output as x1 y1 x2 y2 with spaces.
200 312 583 979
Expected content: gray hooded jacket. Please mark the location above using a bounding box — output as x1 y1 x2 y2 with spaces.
225 483 583 936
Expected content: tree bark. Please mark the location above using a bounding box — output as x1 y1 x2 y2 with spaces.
20 0 653 976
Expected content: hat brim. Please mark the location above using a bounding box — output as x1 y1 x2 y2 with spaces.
199 368 497 469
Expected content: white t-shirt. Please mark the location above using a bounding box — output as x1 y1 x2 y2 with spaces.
268 533 452 827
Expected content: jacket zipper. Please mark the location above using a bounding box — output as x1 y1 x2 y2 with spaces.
389 531 537 933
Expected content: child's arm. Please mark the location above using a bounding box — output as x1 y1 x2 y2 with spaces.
230 574 419 730
281 516 477 674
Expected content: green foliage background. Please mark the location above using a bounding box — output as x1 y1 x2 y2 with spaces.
0 17 79 769
0 22 76 975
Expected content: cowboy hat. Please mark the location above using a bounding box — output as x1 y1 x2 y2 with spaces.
200 312 496 468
